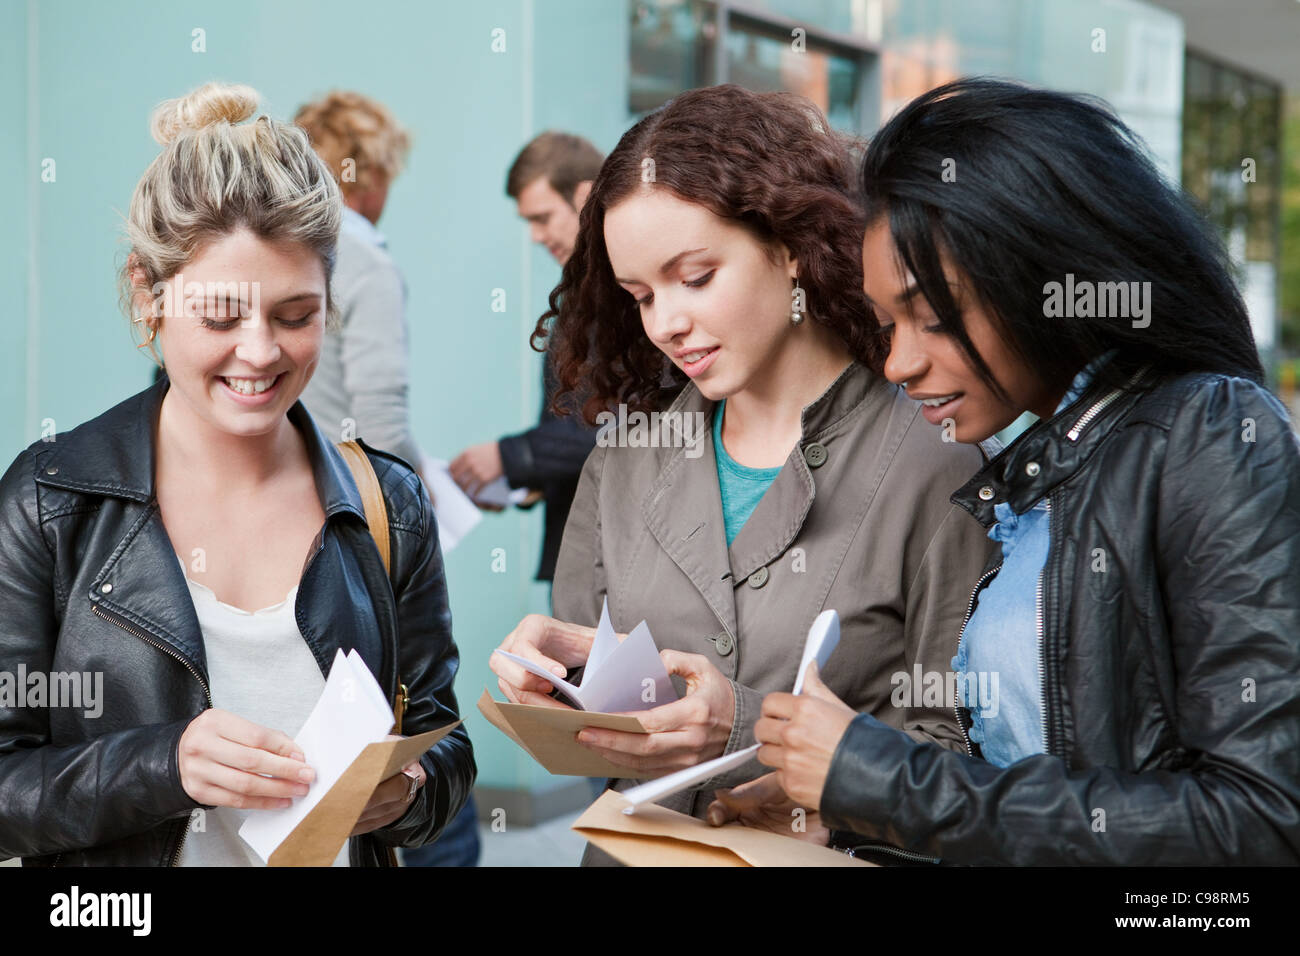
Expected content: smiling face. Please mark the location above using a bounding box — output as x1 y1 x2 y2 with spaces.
604 188 798 403
861 217 1061 443
146 226 326 440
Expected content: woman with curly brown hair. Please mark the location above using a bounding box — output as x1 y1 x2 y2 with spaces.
489 84 994 863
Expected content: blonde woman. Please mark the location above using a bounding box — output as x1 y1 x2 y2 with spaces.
0 82 474 866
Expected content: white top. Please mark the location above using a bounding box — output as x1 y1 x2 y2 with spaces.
175 555 350 867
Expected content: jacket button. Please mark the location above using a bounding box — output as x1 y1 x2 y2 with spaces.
748 567 770 589
714 633 734 657
978 485 995 501
803 442 828 468
1025 462 1041 476
100 583 113 594
45 466 58 476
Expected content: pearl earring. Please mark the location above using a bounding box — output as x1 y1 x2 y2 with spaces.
791 278 805 325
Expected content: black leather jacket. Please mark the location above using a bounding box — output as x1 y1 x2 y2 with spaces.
821 369 1300 864
0 373 475 866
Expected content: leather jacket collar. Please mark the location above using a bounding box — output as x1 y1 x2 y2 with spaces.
36 371 368 526
951 365 1154 528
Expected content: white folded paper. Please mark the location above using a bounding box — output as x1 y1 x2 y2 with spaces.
239 648 395 862
422 455 530 552
619 608 842 812
492 598 678 713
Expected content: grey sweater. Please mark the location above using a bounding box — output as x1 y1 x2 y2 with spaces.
299 207 423 471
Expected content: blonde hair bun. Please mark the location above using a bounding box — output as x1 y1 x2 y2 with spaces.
150 81 260 145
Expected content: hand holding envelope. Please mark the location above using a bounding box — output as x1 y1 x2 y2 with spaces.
238 649 461 866
482 599 692 778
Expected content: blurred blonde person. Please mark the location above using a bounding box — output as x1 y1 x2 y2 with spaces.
295 92 430 489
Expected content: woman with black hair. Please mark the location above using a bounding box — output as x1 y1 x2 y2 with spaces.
710 77 1300 865
489 84 997 863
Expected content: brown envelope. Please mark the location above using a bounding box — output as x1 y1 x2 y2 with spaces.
268 721 461 867
572 789 872 867
477 689 651 778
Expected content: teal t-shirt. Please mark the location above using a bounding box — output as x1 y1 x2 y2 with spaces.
713 400 782 546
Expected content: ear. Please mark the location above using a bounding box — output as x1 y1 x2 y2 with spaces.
126 254 158 321
572 180 593 212
770 242 798 280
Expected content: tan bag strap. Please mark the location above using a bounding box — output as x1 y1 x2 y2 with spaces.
336 441 408 734
337 440 391 576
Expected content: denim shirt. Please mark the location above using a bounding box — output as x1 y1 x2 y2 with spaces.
951 355 1110 767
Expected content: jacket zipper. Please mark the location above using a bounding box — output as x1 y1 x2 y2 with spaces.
1066 367 1148 441
1036 495 1052 755
953 562 1003 757
91 602 212 866
845 840 941 864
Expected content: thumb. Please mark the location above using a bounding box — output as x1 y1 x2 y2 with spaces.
659 648 706 679
801 660 837 703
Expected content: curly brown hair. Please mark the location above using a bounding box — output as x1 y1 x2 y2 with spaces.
534 84 880 423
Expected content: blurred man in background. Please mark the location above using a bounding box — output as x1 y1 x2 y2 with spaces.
449 132 603 586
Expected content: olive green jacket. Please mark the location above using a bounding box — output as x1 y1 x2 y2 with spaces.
553 361 997 819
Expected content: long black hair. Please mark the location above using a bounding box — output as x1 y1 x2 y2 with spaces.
859 76 1264 400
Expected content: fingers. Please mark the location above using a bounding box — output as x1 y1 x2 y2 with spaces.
659 648 715 681
727 771 787 805
760 691 799 721
706 795 741 826
492 615 596 702
575 725 707 774
212 710 304 761
201 761 311 805
199 733 315 785
756 740 787 771
350 771 421 836
491 617 570 696
194 783 300 812
495 675 574 710
490 650 566 696
754 713 790 747
627 695 696 734
447 454 473 493
706 773 788 827
178 710 318 809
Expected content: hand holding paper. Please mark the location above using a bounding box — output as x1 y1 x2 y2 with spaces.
574 647 737 776
492 599 676 713
238 649 461 866
490 613 600 708
750 654 858 811
618 609 841 812
480 600 682 778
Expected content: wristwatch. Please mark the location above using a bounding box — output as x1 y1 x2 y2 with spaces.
402 767 421 802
